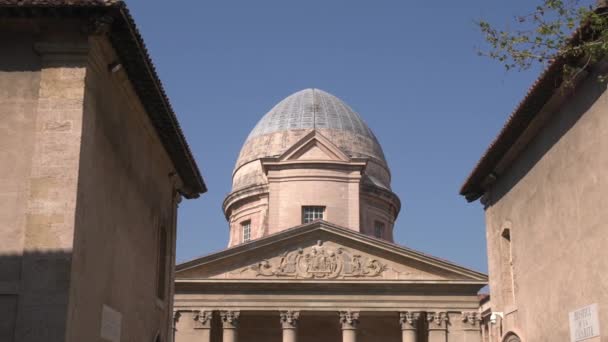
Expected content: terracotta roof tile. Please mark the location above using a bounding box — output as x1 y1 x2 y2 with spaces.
460 7 606 202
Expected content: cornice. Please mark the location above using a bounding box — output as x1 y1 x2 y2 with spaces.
175 221 488 282
222 184 269 219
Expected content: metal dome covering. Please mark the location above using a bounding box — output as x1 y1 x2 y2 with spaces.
232 89 390 191
247 89 379 141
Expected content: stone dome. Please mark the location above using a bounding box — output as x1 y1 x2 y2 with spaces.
232 89 391 190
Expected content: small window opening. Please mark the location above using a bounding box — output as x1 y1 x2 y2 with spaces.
242 221 251 243
501 227 516 305
374 221 385 238
302 206 325 224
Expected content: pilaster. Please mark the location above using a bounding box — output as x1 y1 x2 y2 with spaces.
461 312 482 342
400 311 421 342
193 310 212 342
339 311 359 342
427 312 448 342
221 310 240 342
280 310 300 342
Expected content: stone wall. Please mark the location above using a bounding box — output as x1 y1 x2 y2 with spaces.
0 20 183 342
0 23 41 342
65 36 179 342
0 20 88 342
484 68 608 341
266 167 361 234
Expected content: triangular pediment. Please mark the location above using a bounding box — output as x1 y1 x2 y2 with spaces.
278 131 350 162
176 222 487 284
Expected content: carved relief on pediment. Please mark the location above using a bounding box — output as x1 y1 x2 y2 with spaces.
215 240 445 281
247 240 385 279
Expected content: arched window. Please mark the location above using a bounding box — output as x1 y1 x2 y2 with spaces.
503 332 521 342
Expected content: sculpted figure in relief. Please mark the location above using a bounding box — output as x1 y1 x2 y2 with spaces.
249 240 386 279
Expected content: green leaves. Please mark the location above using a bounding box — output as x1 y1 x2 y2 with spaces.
477 0 608 84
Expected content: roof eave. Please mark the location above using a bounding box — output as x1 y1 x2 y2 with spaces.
459 6 608 202
0 0 207 198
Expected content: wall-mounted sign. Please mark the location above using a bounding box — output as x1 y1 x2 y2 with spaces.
101 305 122 342
569 303 600 342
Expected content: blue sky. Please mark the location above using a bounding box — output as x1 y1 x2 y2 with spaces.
126 0 544 273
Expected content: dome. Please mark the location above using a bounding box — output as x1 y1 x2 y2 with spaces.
247 89 380 142
233 89 390 190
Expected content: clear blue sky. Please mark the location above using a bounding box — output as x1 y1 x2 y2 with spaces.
126 0 544 273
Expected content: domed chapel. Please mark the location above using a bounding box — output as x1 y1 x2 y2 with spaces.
173 89 487 342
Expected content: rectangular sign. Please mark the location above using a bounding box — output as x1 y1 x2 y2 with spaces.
569 303 600 342
101 305 122 342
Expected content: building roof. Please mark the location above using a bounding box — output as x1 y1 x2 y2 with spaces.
234 88 389 185
232 89 391 191
176 219 488 283
0 0 207 198
459 6 607 202
247 88 380 142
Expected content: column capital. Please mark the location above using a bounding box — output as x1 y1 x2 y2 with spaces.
399 311 421 330
193 310 213 329
280 310 300 329
427 312 448 330
339 311 360 330
173 311 182 324
220 310 240 329
461 312 481 329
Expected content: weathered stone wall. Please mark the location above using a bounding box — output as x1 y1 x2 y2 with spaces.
266 167 361 234
228 194 268 246
485 69 608 341
360 193 396 241
0 22 42 342
0 20 89 342
64 36 179 342
0 20 183 342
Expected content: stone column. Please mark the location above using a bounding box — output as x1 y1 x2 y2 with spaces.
461 312 482 342
171 311 181 342
339 311 360 342
427 312 448 342
193 311 213 342
400 312 421 342
221 311 240 342
280 311 300 342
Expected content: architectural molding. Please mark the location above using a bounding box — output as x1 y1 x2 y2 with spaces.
173 311 182 330
249 240 386 279
84 14 114 35
220 311 240 329
280 310 300 329
222 184 269 220
461 311 481 326
176 221 489 283
339 311 360 330
278 131 351 162
399 311 421 330
193 310 213 329
427 312 448 329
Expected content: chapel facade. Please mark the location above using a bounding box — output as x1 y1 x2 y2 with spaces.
174 89 487 342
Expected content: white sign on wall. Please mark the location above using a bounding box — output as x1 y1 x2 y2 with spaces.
569 303 600 342
101 305 122 342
